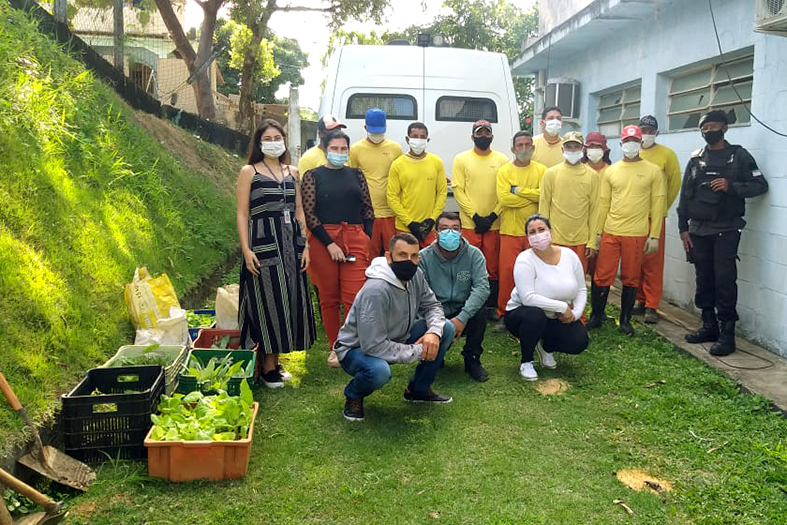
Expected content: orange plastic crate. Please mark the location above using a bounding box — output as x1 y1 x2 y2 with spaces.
144 402 259 482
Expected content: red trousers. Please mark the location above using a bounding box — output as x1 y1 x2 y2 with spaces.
396 229 436 249
636 218 666 309
498 235 529 316
462 229 500 280
594 233 646 287
308 224 370 348
368 217 397 259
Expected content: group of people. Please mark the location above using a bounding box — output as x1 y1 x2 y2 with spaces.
235 104 767 422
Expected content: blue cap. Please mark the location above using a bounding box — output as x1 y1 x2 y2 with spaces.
365 108 387 133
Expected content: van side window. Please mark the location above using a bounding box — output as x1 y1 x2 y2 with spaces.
346 94 417 120
436 96 498 123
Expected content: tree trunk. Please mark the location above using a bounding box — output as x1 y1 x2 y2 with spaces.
237 0 277 134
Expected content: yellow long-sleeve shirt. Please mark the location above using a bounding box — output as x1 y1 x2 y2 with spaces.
451 149 510 230
539 162 600 246
589 159 666 248
532 133 565 168
496 161 547 236
387 153 448 231
297 145 327 175
640 143 681 217
349 138 402 218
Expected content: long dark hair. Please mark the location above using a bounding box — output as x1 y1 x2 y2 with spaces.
247 118 291 165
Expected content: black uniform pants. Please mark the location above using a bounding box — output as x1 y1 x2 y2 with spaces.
690 230 741 322
447 308 487 359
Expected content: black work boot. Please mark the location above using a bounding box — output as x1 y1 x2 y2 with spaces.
464 355 489 382
709 320 736 356
632 301 646 316
619 286 638 337
685 309 719 344
586 284 610 330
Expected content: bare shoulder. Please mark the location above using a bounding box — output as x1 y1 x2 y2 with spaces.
238 164 256 183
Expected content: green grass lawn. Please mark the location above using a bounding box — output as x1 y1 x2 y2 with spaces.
61 317 787 524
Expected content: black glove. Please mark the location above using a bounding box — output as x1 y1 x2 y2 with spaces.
420 218 435 235
408 221 423 238
473 213 491 234
486 212 498 224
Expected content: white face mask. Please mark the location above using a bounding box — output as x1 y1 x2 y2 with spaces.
261 141 286 158
544 119 562 136
642 134 657 148
563 150 583 165
586 148 604 163
621 141 641 159
408 138 427 155
368 133 385 144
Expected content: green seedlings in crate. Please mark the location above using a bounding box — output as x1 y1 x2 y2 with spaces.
149 379 254 441
186 310 216 328
109 344 171 367
185 353 252 393
89 388 118 413
210 335 232 349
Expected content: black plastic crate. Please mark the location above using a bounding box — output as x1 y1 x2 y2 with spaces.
62 365 164 463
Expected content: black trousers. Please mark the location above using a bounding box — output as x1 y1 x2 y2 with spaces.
690 230 741 322
504 306 588 363
446 308 487 359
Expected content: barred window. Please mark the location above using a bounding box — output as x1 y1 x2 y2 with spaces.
346 94 417 120
436 96 498 122
596 83 641 138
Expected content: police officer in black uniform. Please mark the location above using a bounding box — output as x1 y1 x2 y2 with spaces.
677 110 768 356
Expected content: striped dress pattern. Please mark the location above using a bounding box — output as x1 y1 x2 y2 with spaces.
239 170 316 355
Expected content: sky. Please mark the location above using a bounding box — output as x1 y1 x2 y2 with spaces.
185 0 536 112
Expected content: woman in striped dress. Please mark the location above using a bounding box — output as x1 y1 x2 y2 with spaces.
237 119 316 388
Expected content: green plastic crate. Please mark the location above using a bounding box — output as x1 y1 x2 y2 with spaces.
102 345 188 395
176 349 256 396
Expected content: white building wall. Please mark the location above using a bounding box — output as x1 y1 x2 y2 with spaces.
541 0 787 355
538 0 596 35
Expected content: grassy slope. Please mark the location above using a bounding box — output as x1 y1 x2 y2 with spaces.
0 4 241 449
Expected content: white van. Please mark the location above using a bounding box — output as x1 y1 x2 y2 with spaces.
318 44 519 178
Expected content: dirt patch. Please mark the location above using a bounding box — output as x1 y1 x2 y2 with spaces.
616 468 673 493
71 501 97 519
536 378 569 396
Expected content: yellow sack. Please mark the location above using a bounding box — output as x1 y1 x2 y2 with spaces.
124 267 181 330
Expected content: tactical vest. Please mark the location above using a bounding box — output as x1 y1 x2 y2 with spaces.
682 145 747 221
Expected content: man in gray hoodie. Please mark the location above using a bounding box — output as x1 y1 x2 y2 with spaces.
335 233 456 421
420 212 490 382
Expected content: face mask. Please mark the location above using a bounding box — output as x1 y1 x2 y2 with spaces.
390 259 418 281
642 134 657 148
326 152 348 167
261 141 285 158
586 148 604 163
473 136 493 151
515 150 533 163
368 133 385 144
702 129 724 145
563 150 583 165
437 229 461 251
621 141 641 159
544 119 562 136
408 138 427 155
528 230 552 251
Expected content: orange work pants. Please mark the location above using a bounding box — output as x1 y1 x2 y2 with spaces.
396 229 436 249
368 217 397 259
636 218 666 309
593 233 646 287
462 229 500 280
498 234 529 316
308 224 370 348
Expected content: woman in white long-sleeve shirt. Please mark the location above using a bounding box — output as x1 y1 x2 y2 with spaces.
504 214 589 381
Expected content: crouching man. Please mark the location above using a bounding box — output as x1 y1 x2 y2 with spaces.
335 233 456 421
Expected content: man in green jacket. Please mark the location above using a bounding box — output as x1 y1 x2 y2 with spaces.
420 212 491 381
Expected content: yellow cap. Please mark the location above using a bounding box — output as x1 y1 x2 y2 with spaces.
562 131 584 145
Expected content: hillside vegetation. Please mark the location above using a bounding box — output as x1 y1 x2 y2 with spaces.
0 4 242 451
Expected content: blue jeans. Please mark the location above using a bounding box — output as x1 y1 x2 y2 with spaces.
340 319 455 399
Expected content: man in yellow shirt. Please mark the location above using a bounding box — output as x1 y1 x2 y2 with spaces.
539 131 599 275
349 108 403 258
452 120 510 316
532 106 565 168
634 115 682 323
297 114 346 174
587 125 666 336
387 122 448 248
496 131 547 320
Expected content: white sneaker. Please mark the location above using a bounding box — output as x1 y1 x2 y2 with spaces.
276 365 293 381
535 342 557 369
327 350 340 369
519 362 538 381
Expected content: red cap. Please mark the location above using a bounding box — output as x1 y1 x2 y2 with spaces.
621 125 642 140
584 131 609 151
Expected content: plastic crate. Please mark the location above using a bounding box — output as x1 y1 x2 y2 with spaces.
187 309 216 342
62 366 164 463
177 349 256 396
145 402 259 482
102 345 188 395
191 328 243 350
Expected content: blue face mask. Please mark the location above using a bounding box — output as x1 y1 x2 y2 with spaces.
326 152 348 167
437 229 461 251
